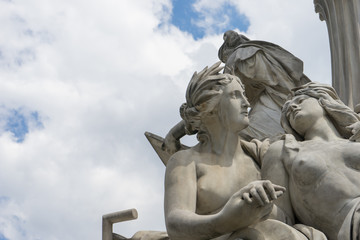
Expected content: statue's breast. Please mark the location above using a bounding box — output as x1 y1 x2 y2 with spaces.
288 142 360 237
290 149 328 188
195 156 260 215
342 142 360 171
196 165 236 214
289 141 360 197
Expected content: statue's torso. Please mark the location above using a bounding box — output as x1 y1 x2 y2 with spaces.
287 140 360 239
194 149 261 215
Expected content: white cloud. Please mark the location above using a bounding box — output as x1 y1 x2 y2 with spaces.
0 0 332 239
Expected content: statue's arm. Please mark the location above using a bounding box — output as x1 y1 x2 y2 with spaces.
162 120 186 155
261 140 295 225
164 152 275 240
164 153 217 240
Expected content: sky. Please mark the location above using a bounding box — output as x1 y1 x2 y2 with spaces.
0 0 331 239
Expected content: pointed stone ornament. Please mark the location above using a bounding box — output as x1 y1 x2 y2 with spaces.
144 131 189 166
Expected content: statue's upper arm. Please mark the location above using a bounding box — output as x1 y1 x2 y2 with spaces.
164 151 197 215
261 140 285 182
261 140 295 224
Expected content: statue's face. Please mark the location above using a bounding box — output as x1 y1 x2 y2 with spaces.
218 80 250 132
286 95 325 136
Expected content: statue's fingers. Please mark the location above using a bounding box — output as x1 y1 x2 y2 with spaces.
345 125 355 133
263 181 277 200
256 186 270 204
275 190 284 198
349 132 360 142
349 122 360 130
272 184 286 192
250 188 264 206
242 192 252 204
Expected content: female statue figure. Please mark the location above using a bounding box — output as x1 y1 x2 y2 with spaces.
262 82 360 240
162 30 311 156
164 63 325 240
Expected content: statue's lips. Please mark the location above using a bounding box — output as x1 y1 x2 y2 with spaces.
241 110 248 116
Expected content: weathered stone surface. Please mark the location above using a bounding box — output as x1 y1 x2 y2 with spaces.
314 0 360 110
218 30 310 140
112 13 360 237
262 83 360 240
163 63 325 240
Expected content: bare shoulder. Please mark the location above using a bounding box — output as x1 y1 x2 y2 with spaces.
165 148 198 175
263 140 285 164
261 139 286 179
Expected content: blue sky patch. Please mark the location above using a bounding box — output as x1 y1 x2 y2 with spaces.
4 109 43 143
0 233 8 240
5 110 28 142
170 0 249 39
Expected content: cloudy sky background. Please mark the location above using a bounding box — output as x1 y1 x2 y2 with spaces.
0 0 331 239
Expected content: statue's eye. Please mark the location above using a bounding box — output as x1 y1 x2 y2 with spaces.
231 91 241 99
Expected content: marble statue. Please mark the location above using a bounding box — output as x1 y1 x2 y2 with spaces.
261 83 360 240
218 30 310 140
109 21 360 238
164 62 326 240
162 31 311 157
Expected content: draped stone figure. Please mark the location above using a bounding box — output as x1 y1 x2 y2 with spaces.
218 30 310 140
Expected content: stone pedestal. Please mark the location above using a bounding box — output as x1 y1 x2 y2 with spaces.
314 0 360 110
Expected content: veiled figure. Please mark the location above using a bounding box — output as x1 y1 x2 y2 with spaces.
162 31 311 156
219 30 310 140
164 63 325 240
262 83 360 240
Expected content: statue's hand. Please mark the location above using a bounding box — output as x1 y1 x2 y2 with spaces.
240 180 286 206
218 192 271 230
162 133 181 155
347 122 360 142
219 180 284 229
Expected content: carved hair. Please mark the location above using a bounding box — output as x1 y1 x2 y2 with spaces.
180 62 243 142
218 30 250 63
281 82 360 140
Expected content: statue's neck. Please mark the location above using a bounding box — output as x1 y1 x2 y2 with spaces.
304 117 343 141
199 118 243 156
